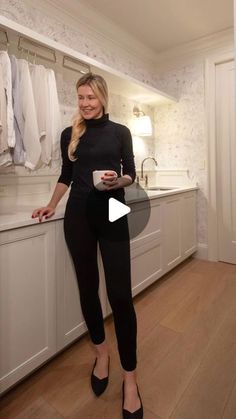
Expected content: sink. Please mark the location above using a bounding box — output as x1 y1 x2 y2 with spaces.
145 186 177 191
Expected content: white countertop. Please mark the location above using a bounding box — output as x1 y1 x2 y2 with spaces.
0 185 198 232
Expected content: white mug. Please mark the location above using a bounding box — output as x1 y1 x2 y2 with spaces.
92 170 117 191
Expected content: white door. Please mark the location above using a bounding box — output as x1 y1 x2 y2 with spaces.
215 60 236 264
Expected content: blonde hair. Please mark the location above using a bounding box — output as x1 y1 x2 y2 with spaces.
68 73 108 161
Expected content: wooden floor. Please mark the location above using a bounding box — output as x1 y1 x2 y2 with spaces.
1 258 236 419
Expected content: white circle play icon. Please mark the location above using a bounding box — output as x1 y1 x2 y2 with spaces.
108 198 131 222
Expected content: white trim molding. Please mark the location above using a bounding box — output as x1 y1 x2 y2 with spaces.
195 243 208 260
205 50 234 261
155 28 234 73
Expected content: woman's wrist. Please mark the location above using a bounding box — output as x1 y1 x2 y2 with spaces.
102 173 133 190
47 201 57 209
120 175 133 187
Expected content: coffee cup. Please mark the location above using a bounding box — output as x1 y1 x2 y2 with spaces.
92 170 117 191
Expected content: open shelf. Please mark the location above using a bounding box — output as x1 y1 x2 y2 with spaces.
0 15 177 106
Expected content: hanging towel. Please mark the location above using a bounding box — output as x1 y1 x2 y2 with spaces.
18 59 41 170
0 51 16 148
46 68 61 161
0 60 12 167
0 61 8 154
10 55 25 165
30 64 51 165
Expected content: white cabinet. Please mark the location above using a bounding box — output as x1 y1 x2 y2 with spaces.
130 190 197 293
0 190 197 394
129 199 163 296
163 194 182 270
0 220 109 394
163 191 197 271
181 191 197 257
0 223 56 394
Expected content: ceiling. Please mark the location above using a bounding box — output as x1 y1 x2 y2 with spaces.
81 0 233 53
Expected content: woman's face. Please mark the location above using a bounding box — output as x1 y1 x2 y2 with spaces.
78 84 103 120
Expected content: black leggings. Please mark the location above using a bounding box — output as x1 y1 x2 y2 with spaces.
63 191 137 371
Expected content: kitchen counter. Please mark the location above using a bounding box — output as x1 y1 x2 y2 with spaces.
0 185 198 232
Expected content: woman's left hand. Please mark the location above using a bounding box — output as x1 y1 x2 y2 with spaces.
101 171 132 190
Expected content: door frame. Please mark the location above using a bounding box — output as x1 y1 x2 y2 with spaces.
205 50 234 261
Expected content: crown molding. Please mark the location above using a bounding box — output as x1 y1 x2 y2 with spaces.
29 0 157 69
154 27 234 73
18 1 235 76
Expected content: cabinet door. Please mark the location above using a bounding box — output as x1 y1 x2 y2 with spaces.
130 199 163 295
163 195 182 271
55 220 87 350
181 191 197 256
0 223 56 394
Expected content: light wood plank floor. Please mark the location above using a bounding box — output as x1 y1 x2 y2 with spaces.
1 257 236 419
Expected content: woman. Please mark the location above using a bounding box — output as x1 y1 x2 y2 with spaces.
32 73 143 419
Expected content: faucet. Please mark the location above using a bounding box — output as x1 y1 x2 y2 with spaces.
137 157 158 187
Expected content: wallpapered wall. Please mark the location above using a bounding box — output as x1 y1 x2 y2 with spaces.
154 63 207 245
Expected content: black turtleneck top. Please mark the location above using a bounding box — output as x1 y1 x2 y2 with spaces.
57 113 136 199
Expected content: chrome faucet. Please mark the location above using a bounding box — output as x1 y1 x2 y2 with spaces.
137 157 158 187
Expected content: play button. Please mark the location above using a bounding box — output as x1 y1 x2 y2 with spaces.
86 182 151 241
109 198 131 222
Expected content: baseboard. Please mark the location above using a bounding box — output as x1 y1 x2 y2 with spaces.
194 243 208 260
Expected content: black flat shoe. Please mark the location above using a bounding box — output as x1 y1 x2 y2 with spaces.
91 356 110 396
122 382 143 419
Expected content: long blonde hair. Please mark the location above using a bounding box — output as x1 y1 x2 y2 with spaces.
68 73 108 161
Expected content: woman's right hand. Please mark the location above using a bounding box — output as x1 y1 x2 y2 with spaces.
31 206 55 223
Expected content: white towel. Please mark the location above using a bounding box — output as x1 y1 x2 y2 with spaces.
0 50 16 148
30 64 51 165
18 59 41 170
46 68 61 162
